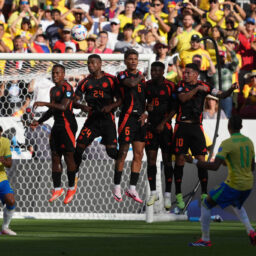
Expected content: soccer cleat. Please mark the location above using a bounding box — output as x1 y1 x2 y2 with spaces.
63 189 76 204
164 196 172 210
125 189 143 204
176 193 185 210
113 187 123 202
249 230 256 246
201 193 208 202
189 238 212 247
146 194 159 206
49 188 65 203
1 228 17 236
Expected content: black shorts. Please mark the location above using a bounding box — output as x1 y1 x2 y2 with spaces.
173 122 207 155
145 122 173 153
77 113 117 147
118 114 146 144
50 122 77 153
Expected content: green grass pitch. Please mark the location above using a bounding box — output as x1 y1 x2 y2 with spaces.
0 220 255 256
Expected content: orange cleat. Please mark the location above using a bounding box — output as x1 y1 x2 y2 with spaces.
49 188 65 203
63 189 76 204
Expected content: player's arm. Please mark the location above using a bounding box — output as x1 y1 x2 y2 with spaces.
33 98 71 112
178 85 206 103
122 73 144 88
156 109 176 134
215 82 239 99
73 95 92 112
0 156 12 168
101 95 122 113
185 155 225 171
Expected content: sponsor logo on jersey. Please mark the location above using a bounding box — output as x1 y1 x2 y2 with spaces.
66 91 72 97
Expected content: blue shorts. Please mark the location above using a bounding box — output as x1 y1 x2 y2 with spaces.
0 180 14 205
209 182 251 209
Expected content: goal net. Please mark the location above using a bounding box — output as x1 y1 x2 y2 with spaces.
0 53 187 222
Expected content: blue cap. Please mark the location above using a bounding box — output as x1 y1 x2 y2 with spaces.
246 17 255 24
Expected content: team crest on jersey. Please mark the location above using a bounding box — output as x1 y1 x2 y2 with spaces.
160 90 165 95
102 82 108 88
56 91 61 96
120 74 126 79
66 91 72 97
177 87 183 92
88 85 93 89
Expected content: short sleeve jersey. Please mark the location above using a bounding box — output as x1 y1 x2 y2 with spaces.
50 81 76 125
145 78 176 124
176 80 213 123
0 137 11 182
216 133 255 191
117 70 146 116
75 72 118 114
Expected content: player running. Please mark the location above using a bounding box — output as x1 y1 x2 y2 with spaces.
31 64 78 204
145 62 177 210
74 54 121 179
173 63 238 210
0 126 16 235
186 115 256 247
113 49 147 203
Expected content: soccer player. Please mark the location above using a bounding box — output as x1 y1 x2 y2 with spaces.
186 115 256 247
0 126 16 236
145 62 177 209
173 63 238 210
31 64 78 204
74 54 121 178
113 49 147 203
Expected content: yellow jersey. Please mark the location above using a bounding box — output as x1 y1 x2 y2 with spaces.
0 137 12 182
216 133 255 191
117 14 132 32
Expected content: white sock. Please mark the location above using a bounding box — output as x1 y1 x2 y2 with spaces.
2 207 15 230
151 190 157 195
75 173 79 178
54 187 62 191
130 185 136 191
201 204 211 241
114 184 121 189
232 206 254 234
164 192 171 198
69 186 75 190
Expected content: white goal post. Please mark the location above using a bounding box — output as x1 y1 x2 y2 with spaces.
0 53 187 222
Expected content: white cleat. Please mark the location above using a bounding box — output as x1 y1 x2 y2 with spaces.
146 194 159 206
1 228 17 236
164 196 172 210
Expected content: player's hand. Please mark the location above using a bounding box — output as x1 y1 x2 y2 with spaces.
147 102 153 112
231 82 239 90
101 105 112 113
0 156 4 164
197 85 208 92
185 154 193 163
138 113 148 126
33 102 46 109
156 122 165 134
80 105 92 113
30 121 39 130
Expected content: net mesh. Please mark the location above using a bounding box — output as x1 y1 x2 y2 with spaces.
0 54 155 220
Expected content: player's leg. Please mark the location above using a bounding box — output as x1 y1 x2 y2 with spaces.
49 151 65 202
146 149 159 206
125 141 145 203
1 180 16 235
113 143 129 202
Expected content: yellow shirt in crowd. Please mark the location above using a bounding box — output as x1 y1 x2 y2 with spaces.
0 137 12 183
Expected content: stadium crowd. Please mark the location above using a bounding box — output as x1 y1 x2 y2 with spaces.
0 0 256 119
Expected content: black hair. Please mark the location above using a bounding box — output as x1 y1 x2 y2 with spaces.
52 64 65 72
123 23 134 31
152 0 164 3
124 48 138 59
88 54 102 61
192 54 202 59
94 1 105 10
0 126 2 133
99 31 108 36
125 0 135 7
51 8 61 15
229 115 242 130
185 63 200 73
132 12 143 20
151 61 165 70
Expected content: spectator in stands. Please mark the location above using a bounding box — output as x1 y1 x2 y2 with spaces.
86 34 97 53
106 18 120 51
199 21 212 37
143 0 170 43
118 0 135 32
8 0 37 30
71 0 92 13
45 9 63 49
212 44 239 118
170 13 202 53
105 0 119 20
222 18 239 39
206 0 223 27
132 12 145 43
53 26 79 53
154 41 169 64
12 0 38 13
93 31 113 53
238 17 256 87
50 0 75 22
0 24 12 53
240 69 256 119
29 33 51 53
38 7 54 32
140 28 158 54
248 0 256 20
136 0 150 16
166 56 180 83
203 95 227 119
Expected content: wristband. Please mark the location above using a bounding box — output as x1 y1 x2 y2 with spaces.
192 159 198 165
144 111 149 115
